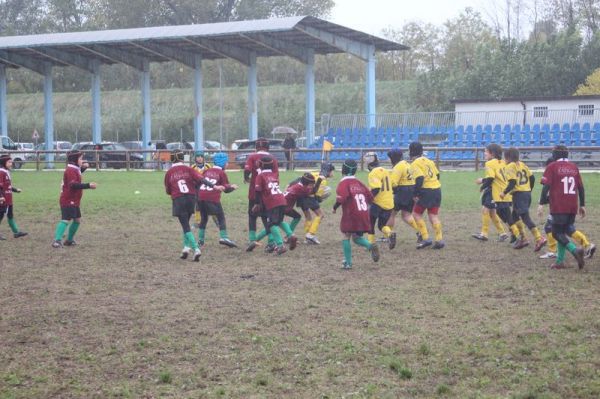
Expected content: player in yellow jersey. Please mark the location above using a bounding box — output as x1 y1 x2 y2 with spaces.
409 142 444 249
386 148 421 247
296 163 335 244
364 152 394 249
501 147 547 251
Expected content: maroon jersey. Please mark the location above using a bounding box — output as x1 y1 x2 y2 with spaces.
0 168 13 206
60 164 85 207
198 166 231 203
255 169 286 210
336 176 373 233
541 159 583 214
244 151 279 200
284 181 313 210
164 163 204 200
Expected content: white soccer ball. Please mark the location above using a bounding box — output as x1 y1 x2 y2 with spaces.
319 185 332 201
134 190 141 195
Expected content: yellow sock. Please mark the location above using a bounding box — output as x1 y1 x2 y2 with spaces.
407 217 419 232
382 225 392 238
531 227 542 241
509 224 520 238
548 232 557 252
516 220 526 238
433 222 443 241
308 216 321 235
572 230 590 247
304 220 312 234
481 212 490 236
417 219 429 240
492 214 506 234
367 233 376 244
194 210 201 225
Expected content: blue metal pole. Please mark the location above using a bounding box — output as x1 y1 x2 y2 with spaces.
365 45 376 129
193 54 203 150
305 49 315 146
0 65 7 138
44 62 54 167
248 52 258 140
141 60 151 150
91 60 102 144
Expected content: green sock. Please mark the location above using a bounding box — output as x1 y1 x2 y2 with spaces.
183 233 190 248
556 242 566 264
67 221 80 241
566 241 577 255
256 229 268 242
185 232 198 250
280 221 293 237
353 236 372 249
198 228 206 242
290 218 300 233
54 221 68 241
249 230 257 242
342 239 352 265
7 218 19 233
219 229 228 239
270 226 284 246
267 234 274 245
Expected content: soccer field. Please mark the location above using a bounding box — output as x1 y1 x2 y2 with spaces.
2 170 600 398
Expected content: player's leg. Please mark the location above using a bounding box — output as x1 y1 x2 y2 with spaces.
401 210 420 233
428 208 444 249
352 232 380 263
268 208 286 254
377 209 393 249
413 204 431 248
248 200 258 243
341 232 353 269
64 216 81 246
568 225 595 259
197 202 209 246
53 207 76 247
476 206 491 239
6 205 26 238
386 209 398 229
539 217 556 258
497 206 520 242
214 203 236 248
307 207 323 237
521 210 545 251
305 199 321 244
552 215 584 268
287 209 302 234
0 206 5 240
367 204 378 244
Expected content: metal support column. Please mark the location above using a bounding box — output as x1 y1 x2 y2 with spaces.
365 45 376 129
305 49 315 146
141 60 151 150
248 52 258 140
193 54 203 150
91 60 102 144
0 65 7 138
44 63 54 167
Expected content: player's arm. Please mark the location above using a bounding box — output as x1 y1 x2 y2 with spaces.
529 174 535 190
312 177 323 195
333 185 347 212
538 184 550 205
0 180 5 205
164 173 171 195
252 180 264 213
479 177 493 191
503 178 517 195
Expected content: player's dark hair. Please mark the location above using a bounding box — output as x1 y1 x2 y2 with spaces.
504 147 520 163
342 159 358 176
259 156 274 169
0 154 10 168
409 141 423 158
67 150 82 164
320 162 335 176
486 143 503 160
545 156 554 167
552 145 569 160
387 148 403 165
300 173 316 185
255 137 269 151
171 150 185 163
366 152 379 171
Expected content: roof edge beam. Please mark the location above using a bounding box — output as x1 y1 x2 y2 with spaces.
27 47 95 73
78 44 146 70
0 50 45 74
295 24 372 61
184 37 250 66
239 33 309 64
129 41 197 69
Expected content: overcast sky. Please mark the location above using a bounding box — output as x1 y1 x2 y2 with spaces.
329 0 486 36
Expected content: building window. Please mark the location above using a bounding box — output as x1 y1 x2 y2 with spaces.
579 104 594 116
533 106 548 118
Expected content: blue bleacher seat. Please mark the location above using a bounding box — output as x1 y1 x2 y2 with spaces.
561 123 570 133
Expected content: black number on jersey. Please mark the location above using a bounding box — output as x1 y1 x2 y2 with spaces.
517 170 528 186
383 176 391 191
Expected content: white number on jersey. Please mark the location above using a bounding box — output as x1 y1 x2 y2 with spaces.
200 178 218 191
354 193 368 211
177 179 189 194
268 181 282 195
561 176 576 194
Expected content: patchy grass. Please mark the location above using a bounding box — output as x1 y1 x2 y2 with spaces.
1 170 599 398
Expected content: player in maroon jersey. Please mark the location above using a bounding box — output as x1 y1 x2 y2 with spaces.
196 152 238 248
52 150 96 248
244 137 279 249
332 159 380 269
0 155 27 240
537 145 586 269
165 150 224 261
252 156 292 255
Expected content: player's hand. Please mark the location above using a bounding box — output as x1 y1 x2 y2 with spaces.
537 204 544 219
475 178 482 184
89 182 97 189
579 206 586 218
0 197 5 205
499 192 505 199
230 184 238 190
214 185 225 192
14 188 21 193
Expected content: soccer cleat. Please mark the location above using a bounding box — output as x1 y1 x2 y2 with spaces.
388 233 397 250
287 235 298 251
498 233 509 242
539 251 556 259
180 247 190 259
513 239 530 250
416 239 433 249
509 234 518 244
550 262 568 269
246 241 258 252
219 238 237 248
276 245 287 255
63 240 77 246
0 234 6 241
471 233 488 241
416 232 423 243
51 240 63 248
574 248 585 269
369 243 380 262
265 243 276 253
193 248 202 262
341 261 352 270
584 243 596 259
305 233 320 245
14 231 28 238
433 240 445 249
534 237 547 252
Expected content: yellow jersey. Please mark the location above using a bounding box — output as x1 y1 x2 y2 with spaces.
484 159 511 202
310 171 328 198
368 166 394 210
506 161 532 193
390 160 415 187
192 163 211 173
411 156 441 189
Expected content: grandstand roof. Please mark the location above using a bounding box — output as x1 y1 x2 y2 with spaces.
452 95 600 103
0 16 407 69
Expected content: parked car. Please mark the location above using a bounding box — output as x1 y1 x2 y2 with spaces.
166 141 227 151
32 141 72 163
16 142 34 151
71 142 93 151
1 136 26 169
234 139 285 168
79 142 144 169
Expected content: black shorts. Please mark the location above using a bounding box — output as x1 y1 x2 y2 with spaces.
417 188 441 209
370 203 392 224
551 213 576 227
198 200 223 216
61 206 81 220
481 189 496 210
266 205 285 226
297 196 320 211
0 204 13 219
172 194 196 217
394 186 414 212
496 201 511 210
512 191 531 215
